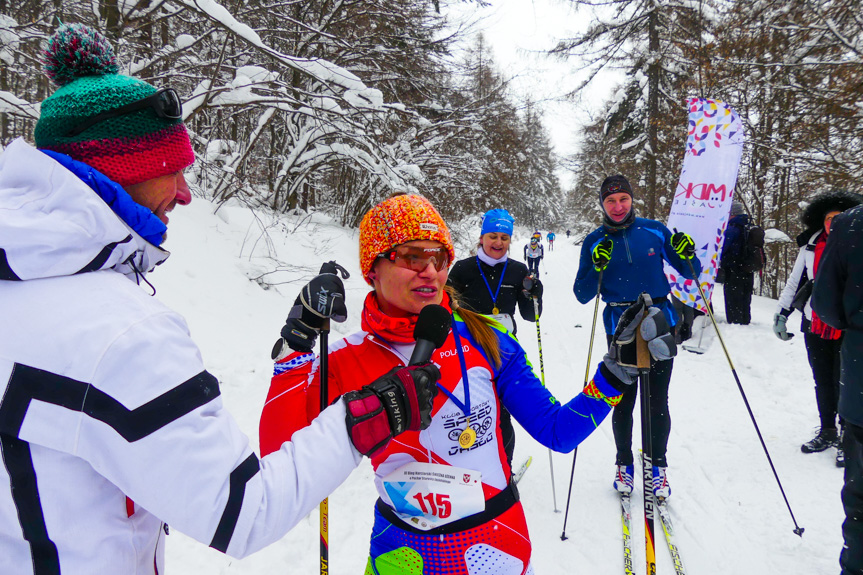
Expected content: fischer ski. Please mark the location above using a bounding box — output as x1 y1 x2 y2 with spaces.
657 500 687 575
621 493 636 575
512 456 533 485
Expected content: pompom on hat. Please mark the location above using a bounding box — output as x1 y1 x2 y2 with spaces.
34 23 195 187
359 194 455 284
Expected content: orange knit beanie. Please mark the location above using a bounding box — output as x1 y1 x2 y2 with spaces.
358 194 455 284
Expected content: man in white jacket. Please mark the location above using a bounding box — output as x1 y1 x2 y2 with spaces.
0 24 439 574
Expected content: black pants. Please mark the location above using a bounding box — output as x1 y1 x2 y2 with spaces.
804 331 843 430
500 406 515 467
527 258 541 275
608 335 674 467
842 422 863 574
723 269 753 325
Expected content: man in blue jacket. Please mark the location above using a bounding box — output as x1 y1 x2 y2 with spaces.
574 174 701 499
812 204 863 575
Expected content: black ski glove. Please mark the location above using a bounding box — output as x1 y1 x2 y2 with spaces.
343 363 441 457
592 238 613 271
522 275 543 299
272 262 349 359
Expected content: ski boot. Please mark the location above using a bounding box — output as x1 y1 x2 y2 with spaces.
613 464 634 494
652 466 671 501
801 427 838 454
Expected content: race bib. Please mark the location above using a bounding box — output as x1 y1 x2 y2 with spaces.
491 313 514 333
382 462 485 531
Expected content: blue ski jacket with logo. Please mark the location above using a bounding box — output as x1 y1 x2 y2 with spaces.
574 217 702 334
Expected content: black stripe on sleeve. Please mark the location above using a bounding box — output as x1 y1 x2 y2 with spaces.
0 248 22 280
0 364 221 442
75 235 134 274
0 434 60 575
209 453 261 553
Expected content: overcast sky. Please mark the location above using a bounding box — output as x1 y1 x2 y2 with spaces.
447 0 622 187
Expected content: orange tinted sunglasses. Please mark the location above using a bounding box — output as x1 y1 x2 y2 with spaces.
377 245 449 272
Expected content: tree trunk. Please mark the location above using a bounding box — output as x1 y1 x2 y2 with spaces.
646 6 660 220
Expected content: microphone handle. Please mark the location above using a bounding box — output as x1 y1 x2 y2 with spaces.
409 340 436 366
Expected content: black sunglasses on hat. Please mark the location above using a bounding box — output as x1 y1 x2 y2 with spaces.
64 88 183 137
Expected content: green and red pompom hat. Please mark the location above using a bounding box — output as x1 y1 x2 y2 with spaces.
35 23 194 187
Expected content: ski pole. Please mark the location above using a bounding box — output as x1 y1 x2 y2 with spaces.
319 318 330 575
635 294 657 575
533 292 560 513
685 258 804 536
561 269 604 540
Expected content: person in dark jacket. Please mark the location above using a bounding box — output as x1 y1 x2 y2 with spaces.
719 201 755 324
811 203 863 575
774 191 863 463
448 209 543 464
448 209 542 337
574 174 701 499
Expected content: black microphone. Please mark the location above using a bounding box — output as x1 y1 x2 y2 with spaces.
409 304 452 365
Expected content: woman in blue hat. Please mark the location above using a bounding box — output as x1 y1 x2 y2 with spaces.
448 209 543 464
448 209 543 337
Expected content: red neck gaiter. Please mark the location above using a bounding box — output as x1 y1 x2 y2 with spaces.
361 291 453 344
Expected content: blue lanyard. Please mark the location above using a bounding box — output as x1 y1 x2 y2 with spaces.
436 324 471 418
476 256 508 310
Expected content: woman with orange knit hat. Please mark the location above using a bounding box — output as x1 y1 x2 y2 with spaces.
260 194 677 574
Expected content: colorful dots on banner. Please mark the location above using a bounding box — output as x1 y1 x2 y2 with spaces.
685 97 741 156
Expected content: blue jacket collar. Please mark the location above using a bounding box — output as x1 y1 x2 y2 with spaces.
39 149 167 246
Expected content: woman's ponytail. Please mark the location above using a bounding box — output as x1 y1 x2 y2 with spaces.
445 286 502 369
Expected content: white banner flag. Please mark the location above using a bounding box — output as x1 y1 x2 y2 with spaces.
665 98 745 313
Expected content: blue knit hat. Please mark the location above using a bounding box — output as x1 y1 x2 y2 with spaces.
481 209 514 236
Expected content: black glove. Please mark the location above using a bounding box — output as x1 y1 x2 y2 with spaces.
670 228 696 260
601 300 677 389
272 264 348 359
591 238 613 271
522 275 543 299
343 364 441 457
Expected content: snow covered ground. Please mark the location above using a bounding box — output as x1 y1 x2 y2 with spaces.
160 199 844 574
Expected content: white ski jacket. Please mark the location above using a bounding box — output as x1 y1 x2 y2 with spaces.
776 230 819 321
0 139 361 574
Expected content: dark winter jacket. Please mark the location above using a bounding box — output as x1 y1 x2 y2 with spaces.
574 217 701 334
720 213 752 273
812 205 863 427
448 256 539 327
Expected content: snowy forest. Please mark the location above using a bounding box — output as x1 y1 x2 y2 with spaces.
1 0 862 292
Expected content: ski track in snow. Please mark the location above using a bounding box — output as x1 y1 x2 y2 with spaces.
162 202 843 574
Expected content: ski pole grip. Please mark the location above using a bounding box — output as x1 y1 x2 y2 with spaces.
635 293 652 370
635 312 651 370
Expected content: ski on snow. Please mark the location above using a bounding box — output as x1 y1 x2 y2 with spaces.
620 493 636 575
656 499 687 575
512 456 533 485
620 494 687 575
630 450 688 575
